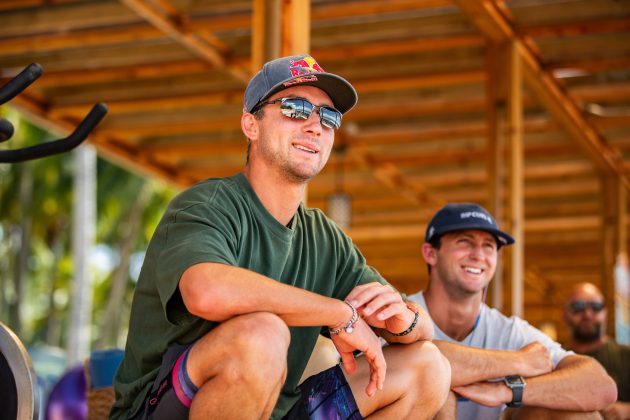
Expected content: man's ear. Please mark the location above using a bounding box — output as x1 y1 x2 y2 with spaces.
241 113 259 141
421 242 437 266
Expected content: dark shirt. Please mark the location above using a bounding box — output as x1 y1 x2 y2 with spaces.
587 340 630 402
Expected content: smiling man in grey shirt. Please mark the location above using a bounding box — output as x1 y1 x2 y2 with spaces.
408 202 616 420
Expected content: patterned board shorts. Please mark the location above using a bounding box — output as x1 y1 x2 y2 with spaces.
136 344 362 420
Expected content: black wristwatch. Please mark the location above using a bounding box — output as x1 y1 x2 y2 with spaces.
503 375 526 408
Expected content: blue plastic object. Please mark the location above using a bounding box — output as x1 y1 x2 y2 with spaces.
88 349 124 389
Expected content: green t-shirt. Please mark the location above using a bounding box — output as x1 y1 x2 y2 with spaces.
587 340 630 402
110 173 387 419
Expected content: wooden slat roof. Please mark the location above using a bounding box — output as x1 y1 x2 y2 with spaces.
2 0 629 342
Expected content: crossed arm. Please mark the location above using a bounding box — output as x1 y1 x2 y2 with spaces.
179 263 429 396
435 340 617 411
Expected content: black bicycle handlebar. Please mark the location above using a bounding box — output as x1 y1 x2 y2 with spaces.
0 118 14 143
0 63 43 105
0 103 108 163
0 63 108 162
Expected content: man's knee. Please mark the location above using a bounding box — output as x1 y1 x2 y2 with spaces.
230 312 291 357
374 341 451 417
406 341 451 383
192 312 290 386
223 312 290 374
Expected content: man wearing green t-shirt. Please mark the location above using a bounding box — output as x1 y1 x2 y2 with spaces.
110 54 451 420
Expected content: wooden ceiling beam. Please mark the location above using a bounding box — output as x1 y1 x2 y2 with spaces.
354 69 484 92
0 25 165 56
48 90 243 118
547 57 630 75
120 0 250 83
0 0 77 11
0 2 140 36
520 16 630 38
20 61 213 87
0 0 454 40
315 34 483 61
98 118 241 138
312 0 454 20
455 0 629 187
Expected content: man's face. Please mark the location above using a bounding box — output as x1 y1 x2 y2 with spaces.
564 285 606 342
430 230 498 298
251 85 335 183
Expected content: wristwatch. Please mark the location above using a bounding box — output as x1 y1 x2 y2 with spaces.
503 375 526 408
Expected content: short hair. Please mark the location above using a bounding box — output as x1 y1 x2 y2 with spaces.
426 235 442 274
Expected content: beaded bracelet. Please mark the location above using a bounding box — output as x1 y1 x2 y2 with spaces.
329 301 359 335
392 302 420 337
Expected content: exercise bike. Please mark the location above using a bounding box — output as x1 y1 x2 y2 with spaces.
0 62 107 419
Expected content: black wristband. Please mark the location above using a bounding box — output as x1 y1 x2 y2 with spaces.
392 302 419 337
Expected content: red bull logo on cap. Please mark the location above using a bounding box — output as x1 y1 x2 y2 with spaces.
289 56 324 76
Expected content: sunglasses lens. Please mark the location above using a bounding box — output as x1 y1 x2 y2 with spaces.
570 301 587 313
319 107 342 129
280 98 312 120
279 98 342 129
590 301 605 312
570 300 605 313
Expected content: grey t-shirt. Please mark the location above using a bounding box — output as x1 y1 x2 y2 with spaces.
407 291 574 420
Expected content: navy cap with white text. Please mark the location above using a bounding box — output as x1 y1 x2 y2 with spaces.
425 203 515 247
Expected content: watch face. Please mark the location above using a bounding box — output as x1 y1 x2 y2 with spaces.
505 375 525 386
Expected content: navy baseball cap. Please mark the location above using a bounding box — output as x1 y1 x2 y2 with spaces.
244 54 358 114
425 203 515 247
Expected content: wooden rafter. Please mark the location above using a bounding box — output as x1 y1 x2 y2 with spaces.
455 0 629 188
120 0 250 83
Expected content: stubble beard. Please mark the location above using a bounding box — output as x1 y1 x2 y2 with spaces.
437 263 485 300
572 323 602 343
259 136 323 183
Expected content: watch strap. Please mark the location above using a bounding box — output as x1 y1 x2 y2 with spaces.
505 375 525 408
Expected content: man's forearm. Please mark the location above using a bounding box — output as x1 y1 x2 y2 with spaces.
433 340 525 386
179 262 351 329
523 355 617 411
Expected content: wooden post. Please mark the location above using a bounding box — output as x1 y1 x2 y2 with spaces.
601 175 627 335
506 40 524 318
252 0 310 71
486 42 506 310
486 40 524 315
281 0 310 55
252 0 281 73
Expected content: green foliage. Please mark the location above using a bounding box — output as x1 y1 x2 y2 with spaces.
0 110 177 351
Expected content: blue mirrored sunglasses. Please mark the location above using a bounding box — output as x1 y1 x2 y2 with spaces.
253 97 342 129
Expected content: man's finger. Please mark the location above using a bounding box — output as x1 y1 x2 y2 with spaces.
339 351 357 375
363 347 387 396
346 283 385 308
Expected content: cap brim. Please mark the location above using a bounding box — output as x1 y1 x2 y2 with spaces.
257 72 358 114
430 224 515 246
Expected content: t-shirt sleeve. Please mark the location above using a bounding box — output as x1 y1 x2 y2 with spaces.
332 227 389 300
493 313 574 367
155 199 240 325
